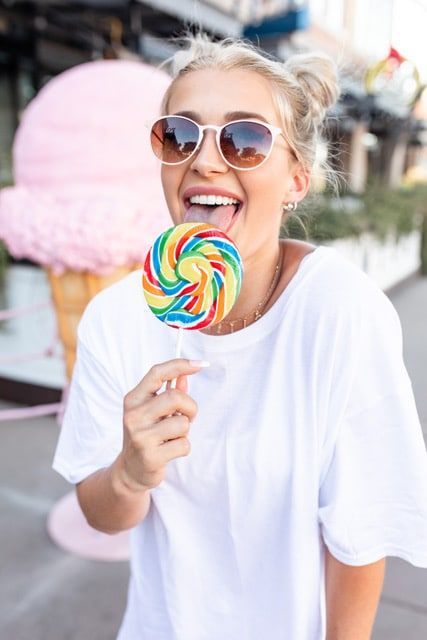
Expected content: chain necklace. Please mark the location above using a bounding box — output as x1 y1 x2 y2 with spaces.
212 245 283 335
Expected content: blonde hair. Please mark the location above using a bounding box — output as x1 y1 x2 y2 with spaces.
158 32 342 197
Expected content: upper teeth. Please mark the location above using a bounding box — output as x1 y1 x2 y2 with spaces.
189 194 240 205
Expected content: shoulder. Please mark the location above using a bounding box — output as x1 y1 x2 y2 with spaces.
284 239 398 325
281 237 317 259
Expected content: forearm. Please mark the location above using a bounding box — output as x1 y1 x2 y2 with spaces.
325 547 386 640
76 453 152 534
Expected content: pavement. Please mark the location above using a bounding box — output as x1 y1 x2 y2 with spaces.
1 274 427 640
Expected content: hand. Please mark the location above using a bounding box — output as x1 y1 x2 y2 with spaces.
118 359 206 492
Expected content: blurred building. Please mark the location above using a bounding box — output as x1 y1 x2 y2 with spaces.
243 0 427 191
0 0 425 190
300 0 426 191
0 0 241 184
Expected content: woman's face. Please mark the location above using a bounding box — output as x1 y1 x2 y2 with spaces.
160 68 309 258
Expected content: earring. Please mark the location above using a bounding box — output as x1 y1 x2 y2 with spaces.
282 202 298 212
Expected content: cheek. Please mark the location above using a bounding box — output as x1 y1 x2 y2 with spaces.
161 167 180 210
242 168 282 209
160 166 171 199
160 166 190 227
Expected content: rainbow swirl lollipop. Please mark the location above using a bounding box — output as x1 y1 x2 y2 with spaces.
142 222 243 330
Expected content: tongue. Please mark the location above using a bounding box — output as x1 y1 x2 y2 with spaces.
183 204 236 232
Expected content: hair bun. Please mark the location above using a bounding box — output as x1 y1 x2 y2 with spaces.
284 53 340 124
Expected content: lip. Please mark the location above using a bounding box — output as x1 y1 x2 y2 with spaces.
182 185 244 211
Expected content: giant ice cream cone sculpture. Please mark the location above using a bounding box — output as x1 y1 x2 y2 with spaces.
47 266 143 380
0 59 172 380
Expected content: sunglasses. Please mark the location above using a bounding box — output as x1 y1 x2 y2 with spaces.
148 115 290 171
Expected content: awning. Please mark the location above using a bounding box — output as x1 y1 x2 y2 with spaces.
137 0 242 37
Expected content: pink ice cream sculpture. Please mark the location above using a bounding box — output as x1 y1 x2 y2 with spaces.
0 59 172 275
0 59 172 380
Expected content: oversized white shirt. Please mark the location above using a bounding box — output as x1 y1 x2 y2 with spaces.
52 244 427 640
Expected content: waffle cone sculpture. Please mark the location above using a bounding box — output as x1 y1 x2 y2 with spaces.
47 265 142 380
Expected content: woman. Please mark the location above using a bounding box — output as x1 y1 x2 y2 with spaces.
53 33 427 639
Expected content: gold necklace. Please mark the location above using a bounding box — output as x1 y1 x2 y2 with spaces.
213 245 283 335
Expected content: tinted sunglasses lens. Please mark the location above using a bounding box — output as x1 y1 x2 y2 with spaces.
150 117 199 163
220 121 272 168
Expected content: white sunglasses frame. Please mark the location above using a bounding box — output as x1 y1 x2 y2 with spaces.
146 114 290 172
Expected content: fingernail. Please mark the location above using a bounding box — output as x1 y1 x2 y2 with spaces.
188 359 210 368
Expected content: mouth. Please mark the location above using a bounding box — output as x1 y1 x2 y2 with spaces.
182 195 243 234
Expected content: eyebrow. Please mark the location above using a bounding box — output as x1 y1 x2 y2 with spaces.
172 110 269 123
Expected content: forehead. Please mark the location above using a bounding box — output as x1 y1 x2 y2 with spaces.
167 68 280 125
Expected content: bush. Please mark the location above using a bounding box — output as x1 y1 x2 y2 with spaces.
281 182 427 246
0 241 8 284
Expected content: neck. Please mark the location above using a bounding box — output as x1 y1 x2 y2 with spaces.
202 240 283 336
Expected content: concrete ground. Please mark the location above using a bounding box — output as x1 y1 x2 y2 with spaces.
1 275 426 640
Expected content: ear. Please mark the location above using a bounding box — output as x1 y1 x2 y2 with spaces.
283 158 310 205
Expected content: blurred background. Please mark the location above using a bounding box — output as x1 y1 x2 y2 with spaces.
0 1 426 639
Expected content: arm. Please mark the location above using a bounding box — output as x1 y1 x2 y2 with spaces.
325 547 386 640
76 453 152 535
76 359 202 535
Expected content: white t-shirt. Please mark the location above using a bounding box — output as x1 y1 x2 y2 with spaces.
52 244 427 640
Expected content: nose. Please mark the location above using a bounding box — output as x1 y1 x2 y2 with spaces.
190 128 229 176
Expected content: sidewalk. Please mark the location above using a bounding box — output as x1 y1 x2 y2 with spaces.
0 275 426 639
371 274 427 639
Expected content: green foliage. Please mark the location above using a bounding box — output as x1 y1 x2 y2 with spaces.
0 240 9 285
421 207 427 275
281 182 427 246
361 182 427 242
0 149 13 189
281 194 365 242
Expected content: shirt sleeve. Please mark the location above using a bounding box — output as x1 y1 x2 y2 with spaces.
52 323 124 485
318 287 427 567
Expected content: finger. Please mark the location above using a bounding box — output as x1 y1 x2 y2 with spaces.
125 359 208 409
150 414 190 444
152 388 197 423
131 388 198 426
165 375 187 417
160 436 191 462
175 374 188 394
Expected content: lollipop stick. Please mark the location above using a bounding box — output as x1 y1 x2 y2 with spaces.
175 327 184 359
168 327 183 390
